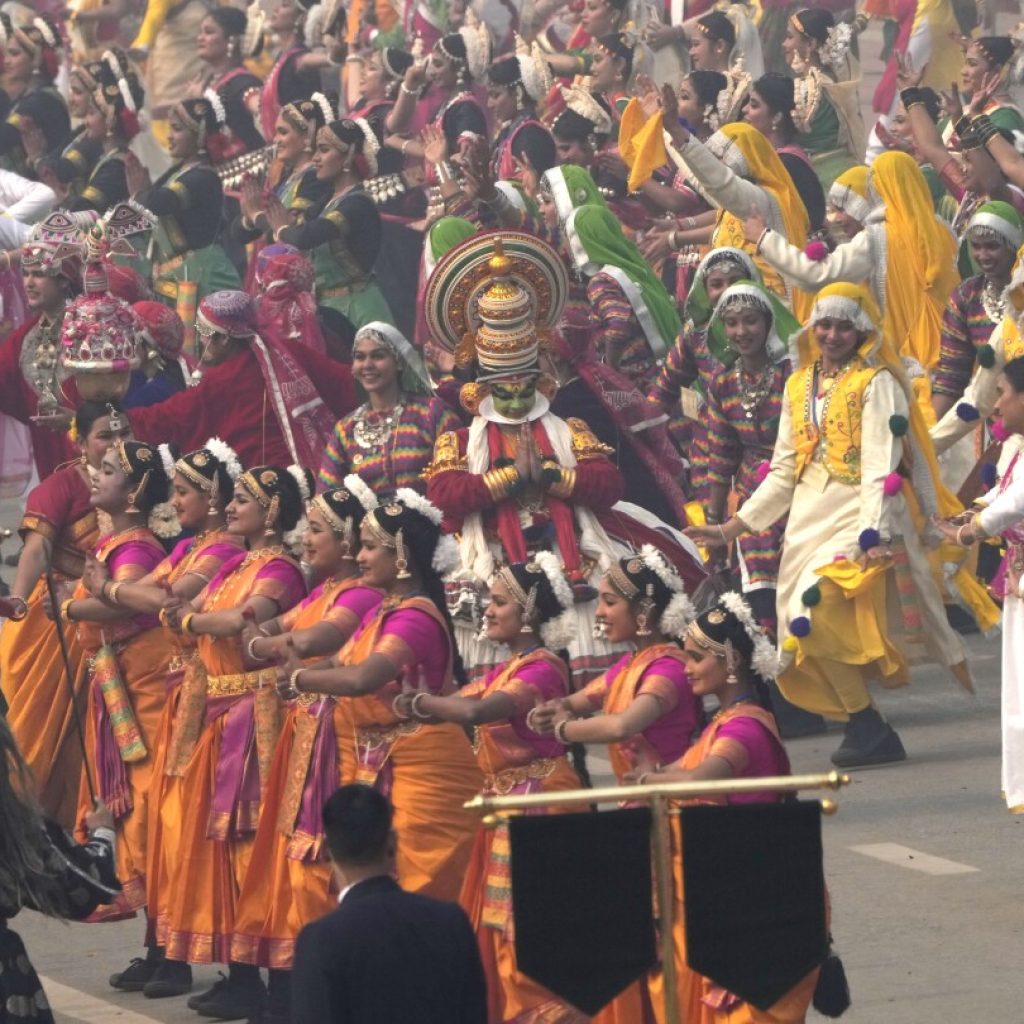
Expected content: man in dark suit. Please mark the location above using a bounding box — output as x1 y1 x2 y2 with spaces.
291 784 488 1024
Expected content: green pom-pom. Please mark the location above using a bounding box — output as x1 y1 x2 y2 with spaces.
801 585 822 607
888 414 909 437
977 344 996 369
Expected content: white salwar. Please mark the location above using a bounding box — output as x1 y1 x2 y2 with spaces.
738 369 968 716
976 452 1024 812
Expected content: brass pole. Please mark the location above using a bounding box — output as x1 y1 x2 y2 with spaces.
464 770 849 814
651 794 681 1024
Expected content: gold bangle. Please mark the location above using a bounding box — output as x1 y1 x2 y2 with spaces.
290 668 304 693
107 581 124 605
549 467 576 499
484 467 519 501
181 612 196 634
61 598 76 624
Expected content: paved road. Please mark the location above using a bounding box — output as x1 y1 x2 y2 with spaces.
13 630 1022 1024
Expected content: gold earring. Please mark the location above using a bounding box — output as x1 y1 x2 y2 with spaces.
635 612 651 637
264 494 280 537
395 528 411 580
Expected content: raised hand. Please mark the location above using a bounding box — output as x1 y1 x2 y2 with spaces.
513 149 539 199
967 69 1002 117
940 82 964 125
420 123 449 166
124 151 151 196
741 207 768 245
635 74 663 119
895 52 926 91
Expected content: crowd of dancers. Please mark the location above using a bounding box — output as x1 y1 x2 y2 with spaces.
2 0 1024 1022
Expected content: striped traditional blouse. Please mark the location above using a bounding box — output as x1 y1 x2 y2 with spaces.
318 395 461 498
935 274 999 400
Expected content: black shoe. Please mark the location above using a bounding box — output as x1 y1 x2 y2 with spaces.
192 974 267 1020
109 957 160 992
246 1013 289 1024
188 974 228 1011
143 959 192 998
831 709 907 769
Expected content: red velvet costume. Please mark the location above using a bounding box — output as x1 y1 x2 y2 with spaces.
428 417 623 581
0 316 76 477
127 344 356 468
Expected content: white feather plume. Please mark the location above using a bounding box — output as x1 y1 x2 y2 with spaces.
432 533 460 575
342 473 378 512
659 592 696 640
204 437 242 481
287 464 312 503
396 487 443 526
157 443 176 482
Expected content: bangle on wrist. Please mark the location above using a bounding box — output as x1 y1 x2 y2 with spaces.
669 230 679 250
400 81 418 97
290 668 304 694
181 612 196 634
247 636 268 662
755 227 770 254
9 596 28 621
61 599 76 624
107 581 124 605
410 691 431 720
554 718 572 745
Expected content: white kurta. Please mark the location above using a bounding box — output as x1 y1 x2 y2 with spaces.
737 370 967 711
977 452 1024 812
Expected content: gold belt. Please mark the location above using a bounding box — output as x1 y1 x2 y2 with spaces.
356 719 420 749
206 669 274 698
484 758 558 796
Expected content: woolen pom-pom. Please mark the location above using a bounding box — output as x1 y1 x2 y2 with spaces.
804 240 829 261
981 462 999 489
991 419 1010 442
801 584 821 607
883 471 903 497
976 343 996 369
858 527 881 551
782 635 799 653
756 460 771 482
789 616 811 638
956 402 980 422
888 414 908 437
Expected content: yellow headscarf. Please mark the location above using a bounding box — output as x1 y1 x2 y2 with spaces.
799 283 998 633
870 150 959 371
827 165 873 222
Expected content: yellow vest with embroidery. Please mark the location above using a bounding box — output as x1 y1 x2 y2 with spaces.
788 359 882 485
999 315 1024 363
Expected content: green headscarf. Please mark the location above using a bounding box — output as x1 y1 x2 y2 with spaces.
565 203 681 358
962 199 1024 278
684 247 760 363
708 279 800 367
539 164 608 223
425 217 476 277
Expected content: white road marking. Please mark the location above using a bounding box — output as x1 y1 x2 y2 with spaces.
39 976 166 1024
849 843 980 876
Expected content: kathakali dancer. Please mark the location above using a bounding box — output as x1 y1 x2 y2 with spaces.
690 283 976 769
423 231 705 683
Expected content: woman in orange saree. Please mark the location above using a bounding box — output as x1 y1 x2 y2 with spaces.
0 401 130 826
635 593 818 1024
398 552 584 1024
533 546 703 1024
229 480 383 1021
79 439 244 997
277 489 482 903
159 464 307 1020
61 440 175 924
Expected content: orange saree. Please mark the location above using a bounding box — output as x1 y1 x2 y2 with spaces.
162 548 305 964
334 594 483 900
231 577 383 969
0 466 98 826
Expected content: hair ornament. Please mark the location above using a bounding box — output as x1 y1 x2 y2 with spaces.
204 436 242 480
432 533 460 575
311 91 335 125
157 443 176 481
395 486 444 526
202 87 228 129
343 472 378 512
287 464 311 502
821 22 853 70
719 590 779 678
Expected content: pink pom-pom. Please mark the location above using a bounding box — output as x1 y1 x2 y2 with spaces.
991 419 1010 442
756 460 771 482
883 472 903 497
804 240 829 262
